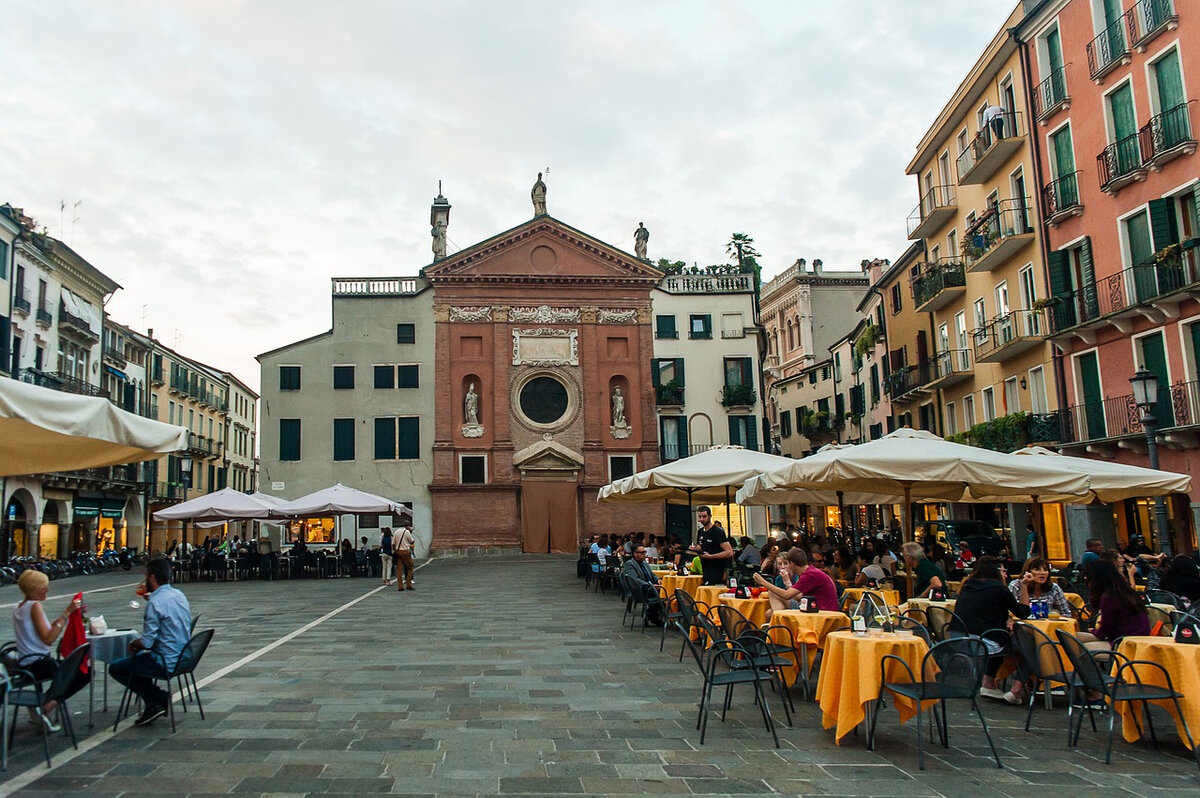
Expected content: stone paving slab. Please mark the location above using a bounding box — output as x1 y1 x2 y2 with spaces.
2 556 1198 796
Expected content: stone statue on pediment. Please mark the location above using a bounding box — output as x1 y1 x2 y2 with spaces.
531 172 547 216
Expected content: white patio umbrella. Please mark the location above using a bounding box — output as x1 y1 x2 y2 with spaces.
1010 445 1191 502
270 483 412 519
736 428 1094 541
0 375 188 476
153 487 285 522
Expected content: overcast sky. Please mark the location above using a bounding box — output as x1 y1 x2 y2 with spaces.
1 0 1018 392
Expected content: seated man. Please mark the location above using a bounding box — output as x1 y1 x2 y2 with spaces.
902 541 946 598
737 536 762 568
753 548 839 617
620 545 664 625
109 557 193 727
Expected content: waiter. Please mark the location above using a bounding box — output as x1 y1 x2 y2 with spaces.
692 505 734 585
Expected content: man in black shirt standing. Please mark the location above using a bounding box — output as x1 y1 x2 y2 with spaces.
693 505 734 585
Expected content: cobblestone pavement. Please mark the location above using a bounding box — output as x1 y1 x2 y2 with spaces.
2 556 1198 796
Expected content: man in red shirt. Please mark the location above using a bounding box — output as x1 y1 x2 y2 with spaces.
753 548 839 618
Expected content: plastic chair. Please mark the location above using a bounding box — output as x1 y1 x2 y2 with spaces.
1056 629 1199 769
1010 622 1072 731
869 636 1000 770
5 643 91 768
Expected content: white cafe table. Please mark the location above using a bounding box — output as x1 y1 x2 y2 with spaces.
87 628 138 725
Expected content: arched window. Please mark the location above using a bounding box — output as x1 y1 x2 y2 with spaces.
787 321 795 350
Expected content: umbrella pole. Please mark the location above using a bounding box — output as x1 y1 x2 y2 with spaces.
902 484 913 544
725 486 732 535
837 491 845 541
1030 495 1044 560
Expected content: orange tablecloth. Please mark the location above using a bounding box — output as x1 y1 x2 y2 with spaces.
660 574 703 605
695 585 728 610
843 587 901 608
816 630 931 743
770 610 849 683
1115 636 1200 750
1063 593 1086 612
717 595 770 629
902 597 956 614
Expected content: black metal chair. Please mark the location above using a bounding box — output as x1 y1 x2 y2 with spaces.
659 585 685 652
895 611 934 646
870 636 1001 770
171 628 215 721
1011 621 1073 731
674 590 711 661
114 629 215 734
5 643 91 768
683 614 779 747
1056 629 1199 769
1146 589 1186 609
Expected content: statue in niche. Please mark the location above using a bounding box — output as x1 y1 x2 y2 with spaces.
531 172 548 216
462 382 483 437
432 219 447 260
610 385 631 439
633 222 649 260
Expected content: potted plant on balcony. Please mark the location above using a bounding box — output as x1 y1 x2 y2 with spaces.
656 380 683 405
720 383 757 408
854 322 882 358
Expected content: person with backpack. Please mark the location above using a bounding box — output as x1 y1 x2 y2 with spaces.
379 528 394 586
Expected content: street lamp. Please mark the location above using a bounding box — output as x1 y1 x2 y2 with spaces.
1130 366 1172 555
180 456 194 490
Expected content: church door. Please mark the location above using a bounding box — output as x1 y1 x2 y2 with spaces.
520 480 578 554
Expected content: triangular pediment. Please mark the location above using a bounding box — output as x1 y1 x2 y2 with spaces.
423 216 663 283
512 439 585 473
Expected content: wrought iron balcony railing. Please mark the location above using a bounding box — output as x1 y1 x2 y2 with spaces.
1049 251 1195 333
1133 0 1178 47
906 185 958 240
1042 171 1082 222
1034 66 1069 120
973 309 1047 363
1139 101 1196 164
910 259 967 311
1097 132 1146 191
1086 9 1136 80
18 368 106 399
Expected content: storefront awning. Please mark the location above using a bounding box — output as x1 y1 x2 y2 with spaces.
75 498 127 519
104 364 128 381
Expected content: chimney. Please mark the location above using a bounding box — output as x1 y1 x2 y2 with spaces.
795 258 807 273
147 327 154 340
812 259 823 275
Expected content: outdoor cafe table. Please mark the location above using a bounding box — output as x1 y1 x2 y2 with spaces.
1115 636 1200 750
816 629 931 743
695 585 728 610
900 597 956 614
770 609 849 685
717 594 770 628
86 628 138 725
843 587 900 608
1063 592 1086 613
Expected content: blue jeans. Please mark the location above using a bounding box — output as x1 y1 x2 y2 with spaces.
109 652 171 707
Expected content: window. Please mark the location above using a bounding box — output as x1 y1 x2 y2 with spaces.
689 314 712 339
944 403 957 436
723 357 753 388
869 364 880 404
982 387 996 421
1029 367 1048 414
333 365 355 389
333 418 355 461
890 283 902 314
652 358 685 399
397 365 419 389
460 454 487 484
608 455 636 482
660 416 688 461
963 394 976 427
396 323 416 344
374 365 394 389
655 314 677 339
279 365 301 391
374 417 420 460
1124 209 1153 267
1004 377 1020 414
279 419 301 461
780 410 792 438
728 415 758 450
518 376 569 425
0 240 7 280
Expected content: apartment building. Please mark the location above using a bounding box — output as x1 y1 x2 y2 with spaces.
1017 0 1199 553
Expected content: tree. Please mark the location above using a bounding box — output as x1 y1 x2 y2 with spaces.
726 232 760 265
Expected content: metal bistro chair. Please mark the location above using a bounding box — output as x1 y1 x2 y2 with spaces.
713 604 795 722
674 590 711 662
114 629 215 734
1010 621 1073 731
870 635 1001 771
683 614 780 748
5 643 91 768
659 584 685 652
1056 629 1200 769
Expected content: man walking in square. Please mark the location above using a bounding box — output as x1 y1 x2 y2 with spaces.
395 524 416 591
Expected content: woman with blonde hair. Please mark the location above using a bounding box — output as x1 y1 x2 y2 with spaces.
9 570 89 730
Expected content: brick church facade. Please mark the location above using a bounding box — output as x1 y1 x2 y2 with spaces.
425 216 666 552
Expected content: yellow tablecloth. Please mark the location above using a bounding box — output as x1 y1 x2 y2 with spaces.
816 630 931 743
996 617 1079 680
651 569 674 579
902 598 957 614
1115 636 1200 750
843 587 901 608
770 610 850 683
695 585 728 610
660 574 703 605
1063 593 1086 612
716 595 771 629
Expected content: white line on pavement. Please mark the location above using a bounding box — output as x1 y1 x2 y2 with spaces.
0 581 142 610
1 560 433 793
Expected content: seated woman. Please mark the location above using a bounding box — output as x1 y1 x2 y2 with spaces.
829 546 857 584
10 571 89 731
758 541 781 578
752 548 839 617
1076 561 1149 650
953 557 1030 703
1009 556 1073 617
853 549 888 587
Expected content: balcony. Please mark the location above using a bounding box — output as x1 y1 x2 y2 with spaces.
1139 101 1196 170
924 348 972 390
13 289 31 315
1042 172 1083 226
948 410 1064 450
885 363 932 403
1097 133 1149 193
1034 66 1070 123
720 383 757 409
1060 381 1200 448
1049 250 1198 338
973 309 1047 364
910 258 967 313
57 301 96 340
655 384 685 409
1133 0 1179 50
152 481 185 501
187 432 223 460
18 368 106 399
956 110 1024 185
906 185 958 240
661 272 754 294
150 364 164 385
36 306 53 327
102 342 127 369
1086 9 1136 82
963 199 1035 272
660 443 735 463
331 277 420 296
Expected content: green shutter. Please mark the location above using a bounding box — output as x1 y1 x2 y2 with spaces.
374 418 395 460
279 419 301 461
1140 332 1174 425
651 359 661 387
1047 249 1071 298
333 419 355 461
1111 83 1137 142
1149 198 1180 251
1047 27 1063 73
677 417 689 455
1155 49 1185 112
675 358 685 386
398 417 420 459
742 357 753 388
1051 126 1075 176
747 418 758 451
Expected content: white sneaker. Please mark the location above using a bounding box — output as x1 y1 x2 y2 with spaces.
1002 691 1022 705
979 687 1006 700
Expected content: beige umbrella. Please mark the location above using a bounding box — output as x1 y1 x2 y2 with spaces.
736 428 1093 541
0 375 188 476
1009 445 1191 502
